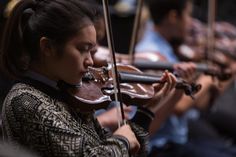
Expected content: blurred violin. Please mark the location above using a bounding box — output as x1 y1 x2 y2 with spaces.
182 18 236 65
178 43 236 66
93 47 232 81
92 46 166 67
133 60 232 81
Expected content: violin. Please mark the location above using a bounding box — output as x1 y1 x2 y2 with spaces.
182 18 236 65
178 44 230 68
133 60 232 81
93 47 232 81
57 64 201 112
92 46 167 67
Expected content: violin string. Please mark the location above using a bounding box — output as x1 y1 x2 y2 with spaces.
207 0 216 63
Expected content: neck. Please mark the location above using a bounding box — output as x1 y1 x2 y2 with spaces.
30 62 58 82
154 24 183 53
154 24 172 42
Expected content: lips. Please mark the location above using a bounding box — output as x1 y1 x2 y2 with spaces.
81 69 88 74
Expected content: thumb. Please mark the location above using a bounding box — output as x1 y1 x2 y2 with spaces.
152 83 164 93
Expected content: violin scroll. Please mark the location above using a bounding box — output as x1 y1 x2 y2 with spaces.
175 79 202 99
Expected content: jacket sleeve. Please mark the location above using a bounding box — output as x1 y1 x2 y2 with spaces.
130 107 155 156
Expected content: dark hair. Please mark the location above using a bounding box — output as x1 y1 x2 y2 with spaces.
0 0 98 78
147 0 192 25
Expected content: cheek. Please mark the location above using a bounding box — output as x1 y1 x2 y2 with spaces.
174 24 184 37
58 54 83 84
65 53 83 73
178 22 187 37
58 51 82 76
183 16 191 33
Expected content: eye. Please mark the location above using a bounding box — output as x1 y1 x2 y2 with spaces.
90 48 98 56
77 45 90 53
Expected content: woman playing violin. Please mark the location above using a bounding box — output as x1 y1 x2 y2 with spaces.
0 0 176 156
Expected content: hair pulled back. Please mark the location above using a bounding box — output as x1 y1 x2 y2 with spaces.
0 0 98 78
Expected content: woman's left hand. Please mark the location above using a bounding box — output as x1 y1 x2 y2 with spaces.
144 71 177 112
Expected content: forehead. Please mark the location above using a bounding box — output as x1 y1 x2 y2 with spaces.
184 1 193 14
77 25 96 38
68 25 97 44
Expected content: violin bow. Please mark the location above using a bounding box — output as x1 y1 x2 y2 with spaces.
205 0 217 82
206 0 216 62
128 0 144 64
102 0 126 126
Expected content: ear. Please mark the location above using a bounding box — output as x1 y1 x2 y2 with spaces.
39 37 56 57
167 10 178 24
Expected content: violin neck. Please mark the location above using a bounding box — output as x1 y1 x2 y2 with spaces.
134 61 174 71
119 71 183 85
133 61 231 81
119 71 201 97
134 61 216 73
119 71 163 84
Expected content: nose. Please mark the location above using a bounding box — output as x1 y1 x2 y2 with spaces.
84 52 94 67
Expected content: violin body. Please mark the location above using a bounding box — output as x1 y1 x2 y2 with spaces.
57 79 112 111
93 46 232 81
84 64 155 106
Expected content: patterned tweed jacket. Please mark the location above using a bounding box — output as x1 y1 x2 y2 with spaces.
2 79 150 157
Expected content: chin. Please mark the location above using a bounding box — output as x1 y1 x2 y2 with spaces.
62 77 81 86
70 79 82 86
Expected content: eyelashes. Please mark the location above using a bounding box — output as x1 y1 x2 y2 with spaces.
77 44 97 54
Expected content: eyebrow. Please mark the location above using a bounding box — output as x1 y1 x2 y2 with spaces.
78 41 97 49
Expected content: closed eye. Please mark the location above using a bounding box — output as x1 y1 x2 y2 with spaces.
77 43 97 54
90 48 98 56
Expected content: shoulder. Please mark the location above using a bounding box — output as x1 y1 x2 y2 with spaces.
2 83 74 127
3 83 53 113
136 30 162 53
